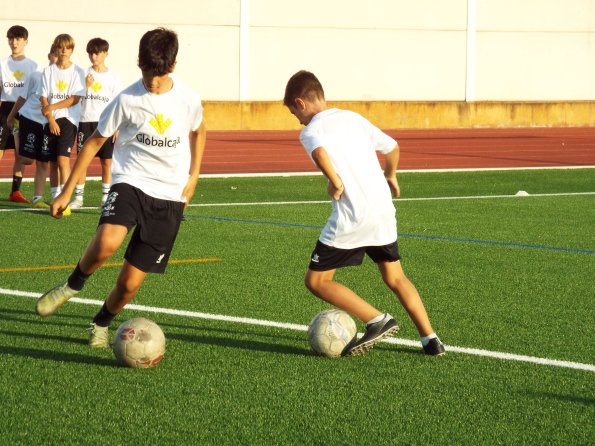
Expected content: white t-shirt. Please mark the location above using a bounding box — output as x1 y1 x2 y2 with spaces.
300 108 398 249
18 70 45 124
0 56 38 102
80 67 123 122
40 63 86 125
97 76 203 202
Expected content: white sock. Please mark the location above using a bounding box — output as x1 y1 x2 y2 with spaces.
51 186 60 199
74 184 85 201
366 313 387 325
421 333 438 346
102 183 111 195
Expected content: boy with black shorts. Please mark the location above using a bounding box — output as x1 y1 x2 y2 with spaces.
40 34 85 213
7 46 59 208
36 28 207 349
70 37 123 209
284 70 445 356
0 25 38 203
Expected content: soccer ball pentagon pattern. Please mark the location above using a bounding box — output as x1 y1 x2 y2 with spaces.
113 318 165 368
308 309 357 358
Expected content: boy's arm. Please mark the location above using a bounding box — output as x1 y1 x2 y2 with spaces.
50 129 108 218
383 143 400 198
41 95 81 116
311 147 344 200
40 96 60 135
6 97 27 129
181 121 207 207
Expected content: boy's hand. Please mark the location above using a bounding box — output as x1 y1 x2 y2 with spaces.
48 120 60 135
327 181 344 200
387 176 400 198
181 177 199 209
50 194 71 219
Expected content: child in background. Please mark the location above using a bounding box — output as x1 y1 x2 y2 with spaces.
0 25 38 203
40 33 85 214
70 37 123 209
7 46 58 208
284 70 445 356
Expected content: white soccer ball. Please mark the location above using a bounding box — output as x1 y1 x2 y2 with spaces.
308 309 357 358
113 318 166 368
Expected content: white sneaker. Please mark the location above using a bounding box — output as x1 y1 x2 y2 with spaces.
101 194 108 205
69 199 84 209
88 323 110 348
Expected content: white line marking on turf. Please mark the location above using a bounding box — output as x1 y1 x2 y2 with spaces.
2 287 594 373
1 191 594 213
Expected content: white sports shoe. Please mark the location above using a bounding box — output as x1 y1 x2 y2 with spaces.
68 199 84 209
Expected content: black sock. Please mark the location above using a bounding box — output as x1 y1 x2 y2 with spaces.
67 263 91 291
11 175 22 193
93 303 117 327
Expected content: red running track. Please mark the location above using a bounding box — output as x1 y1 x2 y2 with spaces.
1 127 594 178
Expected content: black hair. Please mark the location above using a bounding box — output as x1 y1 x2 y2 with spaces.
138 28 178 76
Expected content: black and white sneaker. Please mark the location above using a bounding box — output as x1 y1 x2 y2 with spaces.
422 338 446 356
343 314 399 356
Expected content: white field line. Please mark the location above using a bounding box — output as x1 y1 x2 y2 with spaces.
1 191 594 213
1 287 594 373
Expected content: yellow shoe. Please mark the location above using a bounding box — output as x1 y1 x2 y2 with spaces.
88 323 110 348
35 281 78 317
32 200 50 209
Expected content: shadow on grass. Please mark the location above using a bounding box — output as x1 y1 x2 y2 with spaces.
0 329 88 346
0 344 114 366
167 331 311 356
522 390 595 406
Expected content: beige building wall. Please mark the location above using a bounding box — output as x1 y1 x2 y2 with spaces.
2 0 594 129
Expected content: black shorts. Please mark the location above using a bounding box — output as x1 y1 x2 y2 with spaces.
308 240 401 272
0 101 16 150
78 121 114 159
44 117 76 161
18 116 51 162
99 183 185 273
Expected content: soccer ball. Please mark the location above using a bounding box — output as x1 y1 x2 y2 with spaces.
113 318 165 368
308 309 357 358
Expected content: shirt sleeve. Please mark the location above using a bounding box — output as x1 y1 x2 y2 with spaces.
97 94 123 137
367 120 397 154
299 126 325 157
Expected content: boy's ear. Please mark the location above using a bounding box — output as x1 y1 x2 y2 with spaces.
294 97 306 111
168 61 177 73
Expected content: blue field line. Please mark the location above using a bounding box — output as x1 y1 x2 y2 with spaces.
188 215 594 255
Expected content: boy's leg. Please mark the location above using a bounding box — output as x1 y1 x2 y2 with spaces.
32 161 50 208
305 268 399 356
89 260 147 348
377 260 445 355
377 260 433 336
305 269 381 323
36 223 129 317
100 158 112 205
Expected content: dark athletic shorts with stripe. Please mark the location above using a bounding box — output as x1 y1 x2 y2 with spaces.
308 240 401 271
99 182 185 273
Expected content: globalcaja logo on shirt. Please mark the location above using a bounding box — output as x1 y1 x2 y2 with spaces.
85 82 110 103
3 70 25 87
136 113 180 149
49 80 71 100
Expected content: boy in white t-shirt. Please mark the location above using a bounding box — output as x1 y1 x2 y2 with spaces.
7 46 59 208
0 25 38 203
36 28 207 349
284 70 445 356
70 37 123 209
40 33 86 213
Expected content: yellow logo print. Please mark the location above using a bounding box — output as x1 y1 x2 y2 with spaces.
56 80 68 92
91 82 102 93
149 114 172 135
13 70 25 80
